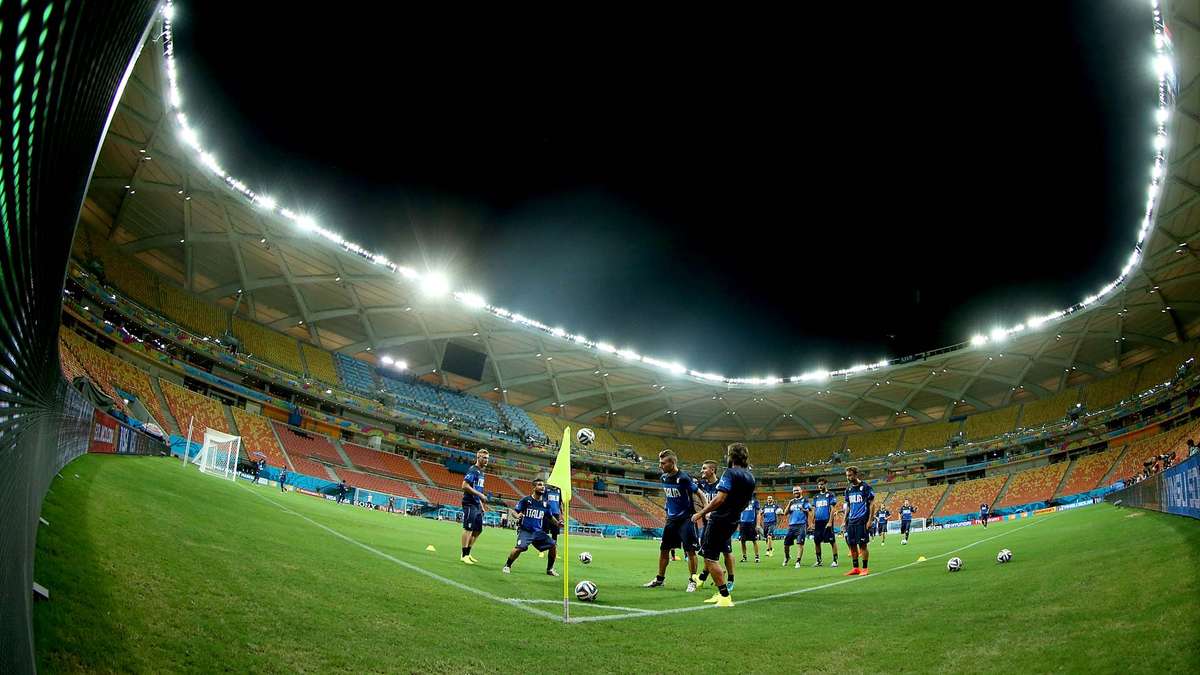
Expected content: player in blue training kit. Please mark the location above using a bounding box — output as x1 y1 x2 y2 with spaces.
460 449 489 565
874 507 890 545
695 460 735 591
502 478 558 576
278 466 288 492
739 495 761 563
760 495 779 558
899 499 916 544
841 466 876 576
691 443 756 607
782 486 811 568
979 502 990 528
643 450 702 592
810 478 839 567
542 481 564 567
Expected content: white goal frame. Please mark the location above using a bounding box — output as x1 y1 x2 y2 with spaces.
887 518 927 533
191 428 242 481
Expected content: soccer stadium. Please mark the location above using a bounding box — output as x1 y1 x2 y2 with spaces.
3 1 1200 672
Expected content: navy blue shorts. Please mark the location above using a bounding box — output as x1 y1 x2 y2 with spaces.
784 524 807 546
900 519 912 534
701 519 738 561
876 522 888 534
698 523 732 555
761 520 777 537
738 522 758 542
462 504 484 533
813 520 835 543
660 516 699 552
515 529 555 552
845 518 870 546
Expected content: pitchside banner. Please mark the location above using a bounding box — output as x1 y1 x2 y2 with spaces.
89 410 165 456
1106 454 1200 520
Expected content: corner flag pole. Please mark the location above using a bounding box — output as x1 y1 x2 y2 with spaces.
549 427 573 623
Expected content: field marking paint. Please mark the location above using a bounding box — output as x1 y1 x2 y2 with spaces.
569 514 1058 623
511 598 652 614
238 484 561 621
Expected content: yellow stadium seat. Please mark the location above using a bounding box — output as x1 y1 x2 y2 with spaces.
964 406 1018 440
1134 341 1197 392
899 420 962 452
301 342 339 385
1081 370 1138 410
935 476 1006 518
784 436 845 464
158 283 228 338
1018 388 1080 429
996 463 1068 508
845 428 901 459
233 317 304 374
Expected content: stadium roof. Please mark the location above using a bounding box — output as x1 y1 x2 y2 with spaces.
78 1 1200 440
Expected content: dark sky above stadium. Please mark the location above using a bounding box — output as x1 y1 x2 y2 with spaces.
172 1 1157 376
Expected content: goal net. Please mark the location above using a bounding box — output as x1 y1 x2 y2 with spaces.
191 428 242 480
887 518 927 533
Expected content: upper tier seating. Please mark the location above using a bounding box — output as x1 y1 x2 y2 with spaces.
441 389 502 428
341 442 426 481
1081 370 1139 410
233 317 304 374
272 422 344 465
608 429 666 456
338 469 423 499
1019 389 1080 429
380 374 447 417
936 476 1007 517
900 421 961 452
160 379 229 435
996 463 1069 508
333 353 377 396
159 283 227 339
418 460 463 488
301 342 339 386
751 441 788 464
784 436 845 464
964 406 1019 440
1058 447 1123 495
500 403 547 443
665 437 725 463
231 407 288 468
846 429 901 459
528 413 562 442
83 234 162 310
880 484 947 520
1134 341 1196 391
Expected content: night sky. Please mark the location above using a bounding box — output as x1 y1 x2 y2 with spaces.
169 1 1158 376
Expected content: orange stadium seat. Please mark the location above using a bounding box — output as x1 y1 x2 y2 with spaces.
60 329 166 426
1108 419 1200 483
341 442 426 481
272 422 344 465
338 469 423 499
231 407 288 468
996 463 1069 508
160 379 229 435
879 484 947 521
572 509 634 527
1058 447 1123 495
624 493 663 517
935 476 1007 518
418 460 464 488
289 455 336 481
59 334 125 412
419 486 465 507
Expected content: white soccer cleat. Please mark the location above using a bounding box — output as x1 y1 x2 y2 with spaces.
902 539 908 545
795 561 803 569
501 566 511 574
546 568 559 577
782 560 790 567
686 580 697 593
831 560 839 568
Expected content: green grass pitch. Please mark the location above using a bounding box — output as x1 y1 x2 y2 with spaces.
33 455 1200 673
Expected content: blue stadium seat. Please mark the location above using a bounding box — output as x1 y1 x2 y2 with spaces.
333 352 377 395
499 403 548 443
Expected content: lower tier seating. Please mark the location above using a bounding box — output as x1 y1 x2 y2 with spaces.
339 469 423 499
880 484 948 521
936 476 1007 518
231 408 288 468
996 463 1068 508
1058 447 1123 495
272 422 344 465
341 442 426 481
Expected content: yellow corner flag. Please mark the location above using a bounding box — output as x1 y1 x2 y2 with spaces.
550 427 572 622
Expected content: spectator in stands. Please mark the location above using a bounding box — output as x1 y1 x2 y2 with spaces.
1188 438 1197 457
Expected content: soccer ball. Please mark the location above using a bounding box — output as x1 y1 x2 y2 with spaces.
997 548 1013 564
576 428 595 446
775 508 785 517
579 551 592 564
947 557 963 572
575 580 598 601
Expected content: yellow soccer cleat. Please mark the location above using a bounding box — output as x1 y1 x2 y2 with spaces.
468 555 480 563
703 592 721 603
460 555 476 565
538 551 546 558
714 595 734 607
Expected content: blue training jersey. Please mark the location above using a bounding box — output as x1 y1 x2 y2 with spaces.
712 467 756 524
462 465 486 507
980 503 989 514
812 491 836 521
875 509 889 526
515 495 550 533
545 485 562 517
900 504 915 521
739 498 759 524
762 501 778 523
661 470 697 519
844 482 875 522
698 479 718 503
786 497 810 526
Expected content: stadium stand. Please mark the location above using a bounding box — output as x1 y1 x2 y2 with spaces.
1018 388 1080 429
60 330 166 425
528 412 562 441
417 460 463 488
1134 341 1196 391
622 511 661 529
664 437 725 463
624 493 663 517
59 334 125 411
572 509 634 527
233 317 305 374
608 429 666 456
499 403 548 443
751 441 788 464
420 486 467 507
880 484 947 520
231 407 289 468
341 442 426 480
1081 370 1139 410
338 469 423 500
441 389 503 429
900 421 961 451
846 428 901 458
380 374 447 417
1058 447 1123 495
935 476 1007 517
1108 419 1200 483
582 428 619 454
301 342 340 386
576 488 642 517
964 405 1019 440
784 436 845 464
158 283 227 339
996 463 1069 508
159 379 230 435
272 422 345 465
85 234 162 310
333 352 377 396
289 455 337 481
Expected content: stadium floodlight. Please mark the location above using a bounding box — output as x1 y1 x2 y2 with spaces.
551 327 567 338
163 3 176 19
396 360 408 370
458 292 487 309
617 349 642 361
295 215 318 232
1153 133 1167 150
254 194 277 210
419 272 450 297
380 355 395 365
989 328 1008 343
596 342 617 354
1156 108 1169 124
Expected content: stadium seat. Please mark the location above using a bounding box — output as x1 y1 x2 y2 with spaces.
417 460 464 488
623 493 663 517
340 442 427 482
79 232 162 310
879 484 947 521
663 437 724 464
158 283 228 339
1107 418 1200 484
233 317 305 374
1133 341 1196 392
499 403 548 443
572 509 635 527
380 374 448 419
60 329 167 426
333 352 378 396
784 436 845 464
1057 447 1123 495
418 485 466 507
440 389 503 431
996 463 1069 508
964 405 1019 440
271 421 345 465
301 342 340 386
1081 371 1139 411
608 429 666 456
935 476 1007 518
231 407 288 468
159 379 230 435
899 421 961 452
1018 389 1080 429
845 428 901 459
338 469 423 500
59 334 126 412
527 413 562 442
288 455 338 481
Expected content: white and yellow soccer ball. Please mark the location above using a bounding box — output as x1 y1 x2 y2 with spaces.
947 556 963 572
579 551 593 564
576 428 595 446
575 580 598 601
997 548 1013 564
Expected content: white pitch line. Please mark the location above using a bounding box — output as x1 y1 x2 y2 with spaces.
239 484 561 621
511 598 653 614
569 515 1057 623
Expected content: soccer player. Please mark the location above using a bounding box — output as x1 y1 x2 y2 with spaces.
544 479 564 544
760 495 778 558
874 506 890 545
739 494 761 563
979 501 990 528
695 460 735 591
460 449 489 565
782 486 811 568
691 442 756 607
502 478 558 576
842 466 875 576
810 478 839 567
336 480 349 504
278 465 288 492
899 498 915 544
643 450 701 592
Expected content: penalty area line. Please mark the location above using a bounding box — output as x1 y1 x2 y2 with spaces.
238 483 561 622
569 514 1058 623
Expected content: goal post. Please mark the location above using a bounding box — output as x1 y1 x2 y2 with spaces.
887 518 926 533
191 428 242 481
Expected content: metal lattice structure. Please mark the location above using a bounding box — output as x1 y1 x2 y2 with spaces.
76 2 1200 443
